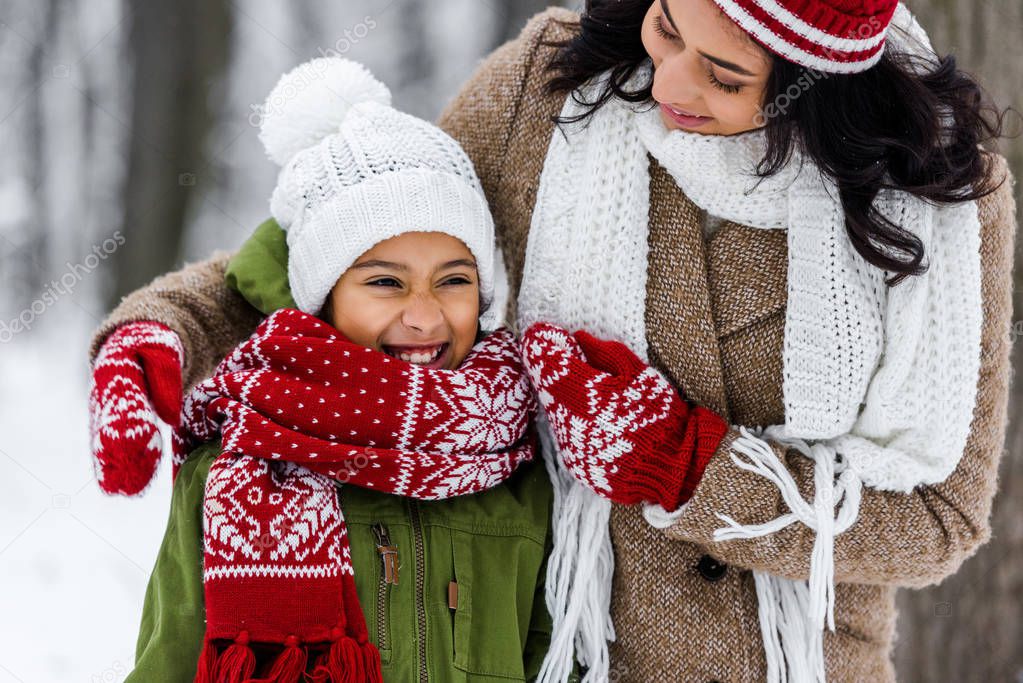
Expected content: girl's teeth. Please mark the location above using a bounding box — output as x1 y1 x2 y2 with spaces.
397 346 442 364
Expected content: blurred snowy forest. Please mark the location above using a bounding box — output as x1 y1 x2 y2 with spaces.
0 1 567 680
0 0 1020 681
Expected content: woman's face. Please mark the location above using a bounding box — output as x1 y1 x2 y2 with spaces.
641 0 773 135
326 232 481 370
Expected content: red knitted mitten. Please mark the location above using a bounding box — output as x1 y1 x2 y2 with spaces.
520 322 728 511
89 322 184 495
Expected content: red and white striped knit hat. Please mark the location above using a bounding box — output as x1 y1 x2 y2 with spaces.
712 0 900 73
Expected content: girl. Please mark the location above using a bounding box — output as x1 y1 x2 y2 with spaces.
95 59 558 682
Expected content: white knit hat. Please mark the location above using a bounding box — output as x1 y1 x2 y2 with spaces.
258 58 497 326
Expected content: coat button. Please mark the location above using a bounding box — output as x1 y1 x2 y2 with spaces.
696 554 727 582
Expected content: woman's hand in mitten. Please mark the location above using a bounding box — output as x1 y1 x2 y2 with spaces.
89 322 184 495
519 322 728 511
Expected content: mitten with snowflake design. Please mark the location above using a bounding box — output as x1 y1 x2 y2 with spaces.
520 322 728 511
89 322 184 495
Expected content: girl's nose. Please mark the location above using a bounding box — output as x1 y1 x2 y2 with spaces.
401 294 446 334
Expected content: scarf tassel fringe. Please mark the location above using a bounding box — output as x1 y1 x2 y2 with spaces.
194 634 257 683
194 633 381 683
309 635 383 683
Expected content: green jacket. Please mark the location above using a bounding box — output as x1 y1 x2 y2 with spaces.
127 220 564 682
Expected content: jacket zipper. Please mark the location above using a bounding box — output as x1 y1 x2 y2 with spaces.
409 500 428 683
371 522 398 652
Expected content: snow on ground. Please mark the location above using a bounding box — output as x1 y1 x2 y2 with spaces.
0 303 173 683
0 262 505 683
0 2 518 679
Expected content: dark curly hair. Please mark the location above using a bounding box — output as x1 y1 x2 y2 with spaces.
541 0 1014 285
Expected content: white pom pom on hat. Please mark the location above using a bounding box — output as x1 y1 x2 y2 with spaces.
258 57 391 166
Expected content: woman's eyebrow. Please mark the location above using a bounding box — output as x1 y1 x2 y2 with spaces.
659 0 683 35
659 0 757 77
698 50 757 77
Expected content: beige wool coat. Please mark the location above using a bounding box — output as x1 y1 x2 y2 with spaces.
93 8 1017 682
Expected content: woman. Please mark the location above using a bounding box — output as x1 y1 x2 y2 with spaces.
90 0 1016 680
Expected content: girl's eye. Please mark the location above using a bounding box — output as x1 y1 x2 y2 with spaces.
706 69 743 94
442 277 472 286
653 14 677 42
367 277 401 288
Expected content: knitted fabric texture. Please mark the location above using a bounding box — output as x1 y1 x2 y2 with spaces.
179 309 536 682
709 0 898 73
259 58 498 326
520 322 729 511
88 9 1016 679
89 321 184 495
517 5 982 681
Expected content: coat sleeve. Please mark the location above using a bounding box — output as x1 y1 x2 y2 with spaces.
126 444 217 682
89 252 263 391
656 156 1017 589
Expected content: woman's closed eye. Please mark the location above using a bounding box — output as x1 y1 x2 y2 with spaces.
706 69 743 94
653 14 743 94
653 14 677 42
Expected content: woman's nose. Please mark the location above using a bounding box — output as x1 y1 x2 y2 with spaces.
652 52 702 105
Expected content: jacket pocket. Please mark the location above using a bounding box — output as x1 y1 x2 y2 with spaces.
450 528 545 680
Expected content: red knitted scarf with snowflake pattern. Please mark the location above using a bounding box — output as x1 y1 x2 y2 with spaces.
178 308 536 683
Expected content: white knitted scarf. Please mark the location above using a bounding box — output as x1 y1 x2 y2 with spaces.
517 5 984 682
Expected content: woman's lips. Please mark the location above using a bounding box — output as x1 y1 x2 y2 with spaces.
659 103 714 129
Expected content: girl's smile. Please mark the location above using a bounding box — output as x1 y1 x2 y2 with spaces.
381 341 452 368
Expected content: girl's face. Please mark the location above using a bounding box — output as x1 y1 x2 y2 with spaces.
640 0 773 135
326 232 481 370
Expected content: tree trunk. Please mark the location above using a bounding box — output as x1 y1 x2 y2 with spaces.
108 0 232 307
17 0 59 302
892 2 1023 681
395 0 436 116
